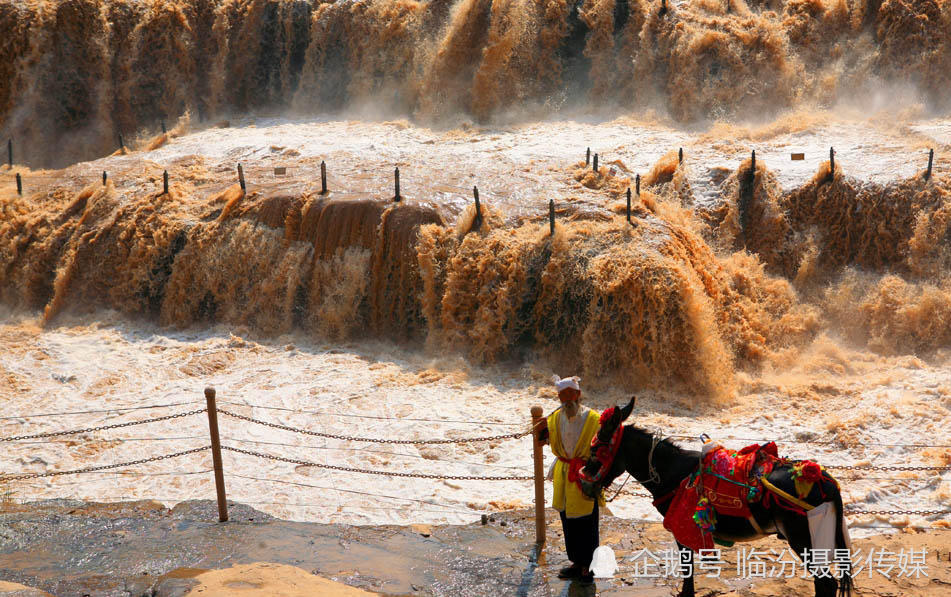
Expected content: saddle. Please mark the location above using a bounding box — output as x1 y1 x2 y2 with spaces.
663 442 779 551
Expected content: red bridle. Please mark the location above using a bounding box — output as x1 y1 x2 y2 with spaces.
579 406 624 486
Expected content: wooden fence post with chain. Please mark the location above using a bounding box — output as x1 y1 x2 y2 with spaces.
204 387 229 522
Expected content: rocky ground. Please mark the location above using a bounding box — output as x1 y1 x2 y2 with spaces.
0 500 948 596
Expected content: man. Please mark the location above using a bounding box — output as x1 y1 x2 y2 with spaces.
538 375 603 585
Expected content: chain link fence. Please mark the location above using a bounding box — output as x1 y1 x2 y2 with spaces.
2 395 950 524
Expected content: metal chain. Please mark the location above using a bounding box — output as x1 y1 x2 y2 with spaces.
217 409 531 445
622 490 654 499
0 447 210 482
0 409 206 442
826 465 951 472
611 482 653 499
606 475 635 502
608 487 951 518
221 445 533 481
844 508 951 516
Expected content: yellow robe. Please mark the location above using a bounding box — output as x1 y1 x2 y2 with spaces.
548 407 604 518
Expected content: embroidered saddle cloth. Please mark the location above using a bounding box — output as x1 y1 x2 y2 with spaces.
663 442 778 551
699 442 777 517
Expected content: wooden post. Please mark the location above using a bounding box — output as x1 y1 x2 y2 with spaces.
163 170 169 194
626 187 631 223
829 147 835 177
161 120 167 134
593 153 598 174
586 147 590 166
531 405 546 545
750 149 756 182
394 167 401 202
15 173 22 195
102 171 107 186
636 173 640 196
237 163 245 192
549 199 555 236
678 147 683 164
7 139 11 168
473 186 482 230
205 387 229 522
926 149 934 181
118 133 124 151
320 160 327 194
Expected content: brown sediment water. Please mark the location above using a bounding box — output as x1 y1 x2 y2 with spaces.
706 156 951 281
1 2 951 402
3 1 951 168
3 129 948 402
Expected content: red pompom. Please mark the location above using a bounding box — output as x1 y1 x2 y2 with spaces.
800 461 823 483
599 407 616 425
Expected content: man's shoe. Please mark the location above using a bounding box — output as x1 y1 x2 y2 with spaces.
578 571 595 586
557 564 581 579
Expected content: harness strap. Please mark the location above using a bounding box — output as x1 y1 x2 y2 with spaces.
646 434 663 485
761 476 815 512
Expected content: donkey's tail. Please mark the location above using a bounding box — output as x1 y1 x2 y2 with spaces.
834 489 853 597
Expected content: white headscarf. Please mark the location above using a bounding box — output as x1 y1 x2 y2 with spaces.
551 374 581 392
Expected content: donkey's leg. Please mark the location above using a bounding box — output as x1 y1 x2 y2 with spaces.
777 513 837 597
675 542 695 597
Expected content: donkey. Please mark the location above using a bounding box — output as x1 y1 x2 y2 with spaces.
579 397 853 597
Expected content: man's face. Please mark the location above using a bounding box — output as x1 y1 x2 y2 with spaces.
559 388 581 418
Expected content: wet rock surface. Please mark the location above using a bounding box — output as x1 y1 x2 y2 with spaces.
0 499 551 597
0 499 949 596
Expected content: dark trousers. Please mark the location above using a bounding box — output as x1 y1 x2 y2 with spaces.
559 501 599 570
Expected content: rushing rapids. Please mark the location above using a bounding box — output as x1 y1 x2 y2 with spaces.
2 1 951 168
1 114 949 400
0 3 950 411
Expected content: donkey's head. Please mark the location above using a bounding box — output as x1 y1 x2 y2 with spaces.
579 396 636 499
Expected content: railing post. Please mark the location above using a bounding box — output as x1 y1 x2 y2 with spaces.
102 171 107 186
163 170 169 195
16 173 22 196
926 149 934 181
7 139 11 168
626 187 631 223
237 163 245 192
205 387 229 522
531 405 546 545
548 199 555 236
394 167 401 202
473 185 482 230
320 160 327 194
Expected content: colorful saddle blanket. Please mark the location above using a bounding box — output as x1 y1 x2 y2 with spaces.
663 442 778 551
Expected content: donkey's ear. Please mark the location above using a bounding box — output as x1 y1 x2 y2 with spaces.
619 396 636 421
